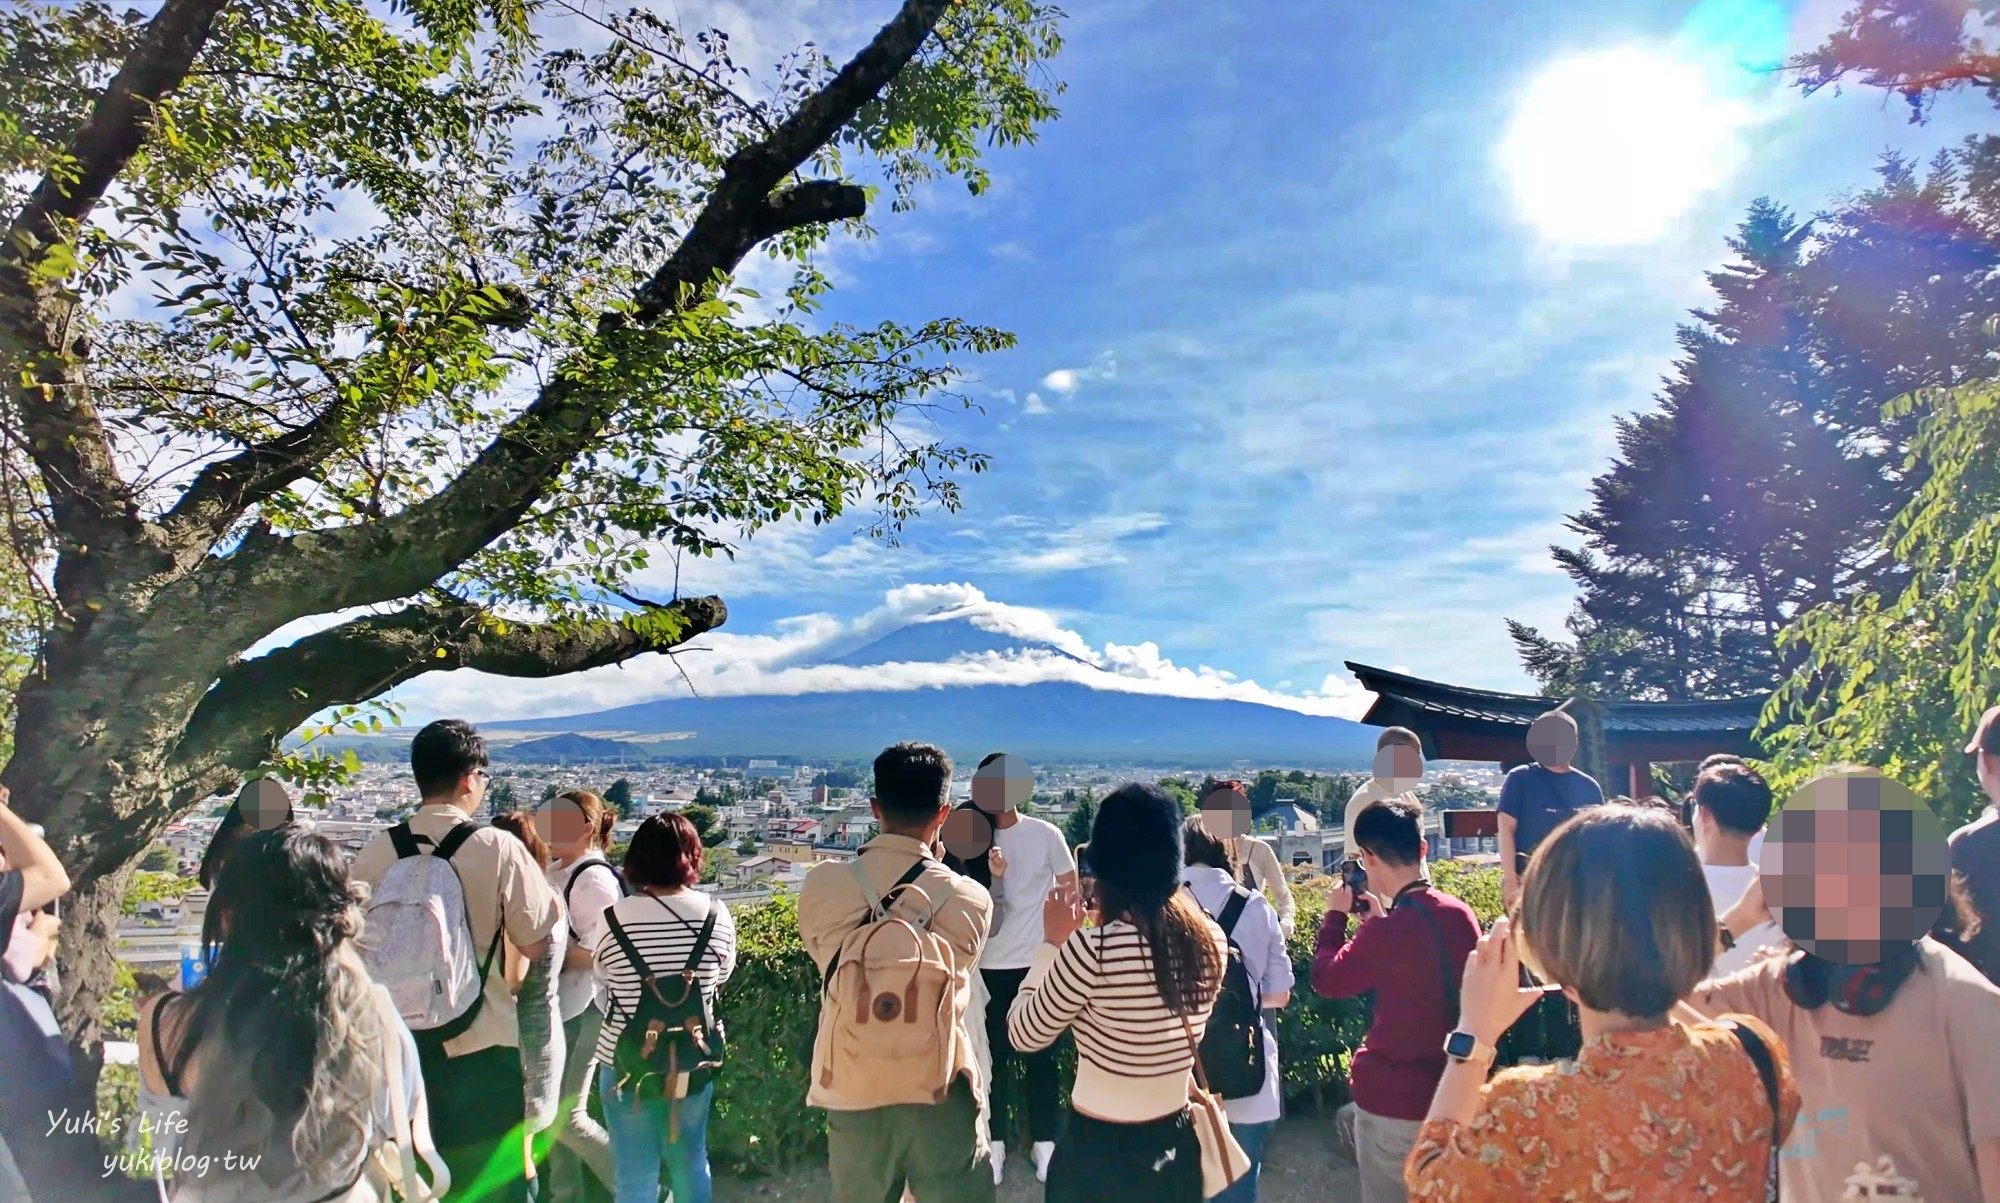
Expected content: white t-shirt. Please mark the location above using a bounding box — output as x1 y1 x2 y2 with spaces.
1702 862 1757 918
982 815 1076 970
550 852 623 1022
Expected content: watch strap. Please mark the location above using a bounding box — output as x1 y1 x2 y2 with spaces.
1444 1029 1496 1067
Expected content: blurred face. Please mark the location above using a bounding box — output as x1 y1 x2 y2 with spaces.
238 777 292 831
1527 715 1577 770
941 808 993 861
971 755 1032 814
1199 786 1249 842
1763 772 1949 966
1372 742 1423 792
537 795 594 854
1979 750 2000 802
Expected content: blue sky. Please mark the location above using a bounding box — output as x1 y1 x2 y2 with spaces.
397 0 1998 722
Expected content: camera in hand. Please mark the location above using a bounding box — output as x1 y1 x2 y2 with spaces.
1337 855 1371 915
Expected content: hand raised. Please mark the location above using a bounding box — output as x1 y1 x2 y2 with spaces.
1457 916 1546 1045
988 846 1008 877
1042 879 1085 947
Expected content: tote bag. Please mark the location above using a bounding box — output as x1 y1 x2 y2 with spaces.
1178 1015 1251 1198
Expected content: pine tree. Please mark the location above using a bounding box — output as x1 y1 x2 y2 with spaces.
1063 795 1097 849
604 778 634 817
1512 179 2000 699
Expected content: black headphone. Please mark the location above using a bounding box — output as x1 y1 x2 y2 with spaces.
1779 945 1920 1017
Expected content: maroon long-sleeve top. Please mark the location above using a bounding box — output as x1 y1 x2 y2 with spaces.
1310 886 1482 1121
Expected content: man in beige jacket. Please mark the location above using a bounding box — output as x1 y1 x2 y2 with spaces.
799 742 995 1203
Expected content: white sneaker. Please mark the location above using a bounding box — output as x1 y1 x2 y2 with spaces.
990 1141 1006 1185
1032 1141 1056 1182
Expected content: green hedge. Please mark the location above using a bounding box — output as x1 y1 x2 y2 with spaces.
706 860 1528 1172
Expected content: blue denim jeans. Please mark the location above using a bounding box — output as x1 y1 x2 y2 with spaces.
1212 1120 1275 1203
595 1067 713 1203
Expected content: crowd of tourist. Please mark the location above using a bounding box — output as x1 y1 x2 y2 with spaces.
2 703 1999 1203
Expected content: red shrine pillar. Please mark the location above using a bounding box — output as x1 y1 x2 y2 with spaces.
1627 761 1655 800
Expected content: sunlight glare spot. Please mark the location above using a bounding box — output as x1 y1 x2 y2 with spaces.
1499 48 1749 247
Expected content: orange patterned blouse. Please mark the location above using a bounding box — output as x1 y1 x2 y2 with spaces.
1405 1017 1800 1202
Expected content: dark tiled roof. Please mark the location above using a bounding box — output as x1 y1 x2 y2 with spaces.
1345 663 1767 734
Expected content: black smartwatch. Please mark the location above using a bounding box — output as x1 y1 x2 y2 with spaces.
1442 1029 1495 1069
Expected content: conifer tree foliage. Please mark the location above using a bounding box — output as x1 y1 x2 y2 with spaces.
0 0 1063 1045
1764 1 2000 826
1510 159 2000 700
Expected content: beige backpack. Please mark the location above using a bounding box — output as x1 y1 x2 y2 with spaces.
815 856 964 1107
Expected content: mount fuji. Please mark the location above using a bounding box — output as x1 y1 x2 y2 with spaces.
477 602 1377 767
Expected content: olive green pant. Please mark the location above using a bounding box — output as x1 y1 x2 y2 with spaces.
825 1077 996 1203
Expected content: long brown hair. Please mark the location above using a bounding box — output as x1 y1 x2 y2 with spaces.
1097 883 1223 1016
1095 783 1223 1016
492 811 551 869
176 828 381 1185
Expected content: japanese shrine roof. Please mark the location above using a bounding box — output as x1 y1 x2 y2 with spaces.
1345 663 1768 735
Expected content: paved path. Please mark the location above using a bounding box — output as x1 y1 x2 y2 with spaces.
714 1112 1361 1203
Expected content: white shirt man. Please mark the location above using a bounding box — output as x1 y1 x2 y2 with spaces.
974 758 1077 1184
1689 759 1782 976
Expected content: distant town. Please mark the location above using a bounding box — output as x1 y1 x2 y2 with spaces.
116 756 1506 976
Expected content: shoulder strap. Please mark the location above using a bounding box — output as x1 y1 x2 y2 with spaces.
389 823 419 859
682 906 719 975
1218 888 1251 938
821 858 935 991
372 984 448 1203
854 856 929 919
1408 892 1459 1017
1727 1018 1783 1148
564 861 625 911
604 909 649 982
433 822 479 862
150 995 186 1098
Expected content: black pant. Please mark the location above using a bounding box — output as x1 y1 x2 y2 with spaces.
417 1039 531 1203
981 966 1061 1145
1046 1108 1201 1203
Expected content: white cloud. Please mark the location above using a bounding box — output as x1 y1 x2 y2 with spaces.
1022 391 1050 415
1003 511 1166 573
388 582 1379 723
988 240 1036 263
1036 350 1118 398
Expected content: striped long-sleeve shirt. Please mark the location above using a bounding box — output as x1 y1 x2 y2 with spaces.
592 891 737 1064
1007 919 1227 1119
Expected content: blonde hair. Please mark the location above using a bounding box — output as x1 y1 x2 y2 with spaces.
1516 804 1715 1017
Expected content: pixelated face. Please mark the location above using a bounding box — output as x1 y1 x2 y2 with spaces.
537 794 591 847
940 808 993 860
1760 772 1949 966
971 753 1033 814
1199 786 1250 841
1372 742 1423 791
238 777 292 831
1527 715 1577 768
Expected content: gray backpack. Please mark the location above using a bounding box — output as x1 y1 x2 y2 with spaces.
362 823 502 1040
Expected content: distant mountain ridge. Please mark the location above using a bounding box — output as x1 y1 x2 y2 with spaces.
490 733 645 762
471 608 1376 767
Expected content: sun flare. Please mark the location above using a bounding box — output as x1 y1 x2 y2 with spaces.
1499 47 1748 247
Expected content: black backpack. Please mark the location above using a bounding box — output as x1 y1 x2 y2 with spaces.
603 900 727 1107
1196 886 1268 1100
